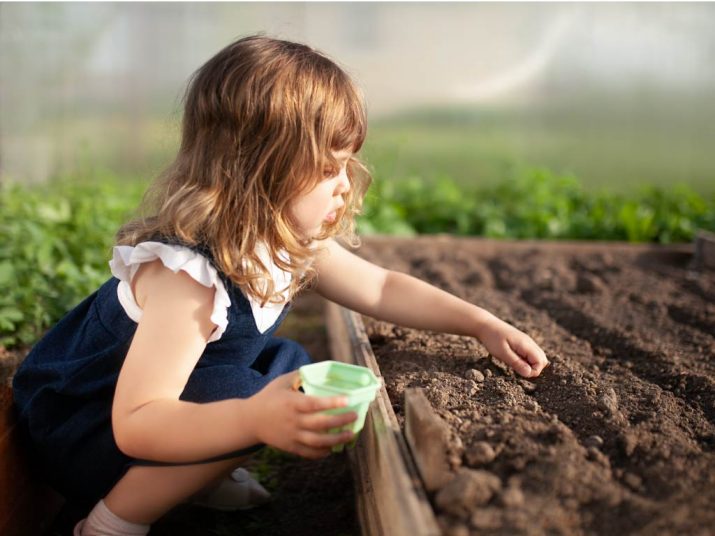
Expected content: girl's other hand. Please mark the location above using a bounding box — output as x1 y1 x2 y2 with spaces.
475 312 549 378
250 371 358 459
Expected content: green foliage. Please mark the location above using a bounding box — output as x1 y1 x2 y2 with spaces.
357 168 715 243
1 168 713 349
0 175 146 348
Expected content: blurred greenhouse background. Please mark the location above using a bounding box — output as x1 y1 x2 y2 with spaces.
2 2 715 192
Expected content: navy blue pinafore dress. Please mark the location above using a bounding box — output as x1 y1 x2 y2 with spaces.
11 239 312 506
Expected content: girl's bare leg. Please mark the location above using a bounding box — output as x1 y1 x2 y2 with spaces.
102 455 250 525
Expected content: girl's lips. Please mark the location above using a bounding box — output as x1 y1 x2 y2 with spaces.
324 211 337 223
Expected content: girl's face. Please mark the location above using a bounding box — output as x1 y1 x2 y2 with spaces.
289 150 352 239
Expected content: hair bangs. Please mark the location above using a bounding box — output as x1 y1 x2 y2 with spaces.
324 68 367 154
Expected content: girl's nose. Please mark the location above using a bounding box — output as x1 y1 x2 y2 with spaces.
335 167 350 194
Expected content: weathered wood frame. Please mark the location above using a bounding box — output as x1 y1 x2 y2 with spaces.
325 302 440 536
0 385 64 536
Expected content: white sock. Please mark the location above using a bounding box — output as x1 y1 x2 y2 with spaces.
74 499 151 536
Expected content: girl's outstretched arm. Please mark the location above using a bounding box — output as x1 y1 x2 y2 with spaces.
313 239 549 378
112 260 355 463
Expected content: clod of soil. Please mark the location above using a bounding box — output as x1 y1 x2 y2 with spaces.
359 236 715 536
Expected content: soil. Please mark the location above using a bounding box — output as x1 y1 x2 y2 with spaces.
357 236 715 536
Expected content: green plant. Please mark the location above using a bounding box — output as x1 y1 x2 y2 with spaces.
2 167 713 350
0 174 146 347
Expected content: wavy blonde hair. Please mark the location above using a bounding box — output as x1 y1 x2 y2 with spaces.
116 34 371 305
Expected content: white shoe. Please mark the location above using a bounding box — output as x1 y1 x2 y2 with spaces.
189 468 271 511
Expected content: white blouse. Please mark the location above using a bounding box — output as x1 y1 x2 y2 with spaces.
108 241 292 342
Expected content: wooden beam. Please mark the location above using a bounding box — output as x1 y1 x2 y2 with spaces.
325 302 440 536
0 385 64 536
694 229 715 270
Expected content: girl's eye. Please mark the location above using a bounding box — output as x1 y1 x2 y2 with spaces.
323 168 336 178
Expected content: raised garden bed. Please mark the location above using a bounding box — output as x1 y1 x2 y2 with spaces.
330 236 714 535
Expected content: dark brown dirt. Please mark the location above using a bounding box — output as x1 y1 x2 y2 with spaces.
358 236 715 536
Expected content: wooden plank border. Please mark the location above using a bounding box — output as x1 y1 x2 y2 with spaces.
694 229 715 270
0 385 64 536
325 302 440 536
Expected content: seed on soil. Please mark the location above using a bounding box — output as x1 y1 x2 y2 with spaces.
435 469 502 518
465 441 497 466
584 435 604 449
430 389 450 408
518 379 537 392
522 399 538 411
445 524 470 536
576 273 606 294
466 379 479 396
623 472 643 490
470 507 503 530
598 387 619 416
499 485 525 508
466 368 485 382
620 433 638 457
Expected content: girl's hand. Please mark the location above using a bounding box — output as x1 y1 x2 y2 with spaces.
250 371 358 459
475 312 549 378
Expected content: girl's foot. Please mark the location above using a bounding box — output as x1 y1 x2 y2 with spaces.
188 467 271 511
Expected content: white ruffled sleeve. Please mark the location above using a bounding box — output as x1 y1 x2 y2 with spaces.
108 241 231 343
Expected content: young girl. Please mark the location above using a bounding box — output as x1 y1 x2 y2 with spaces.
12 34 548 536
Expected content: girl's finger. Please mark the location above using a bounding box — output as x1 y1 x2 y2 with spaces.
296 394 349 413
298 410 358 432
511 337 549 375
299 446 332 460
297 429 355 449
498 342 534 378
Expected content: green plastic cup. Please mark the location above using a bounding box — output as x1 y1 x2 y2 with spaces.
298 360 381 452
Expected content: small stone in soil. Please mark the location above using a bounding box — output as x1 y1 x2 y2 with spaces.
576 273 606 294
623 472 643 490
518 379 537 392
470 507 503 530
523 399 539 411
620 433 638 457
499 485 525 508
430 389 450 408
584 435 604 449
466 368 485 382
435 469 502 518
445 524 470 536
598 387 619 416
465 441 497 466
